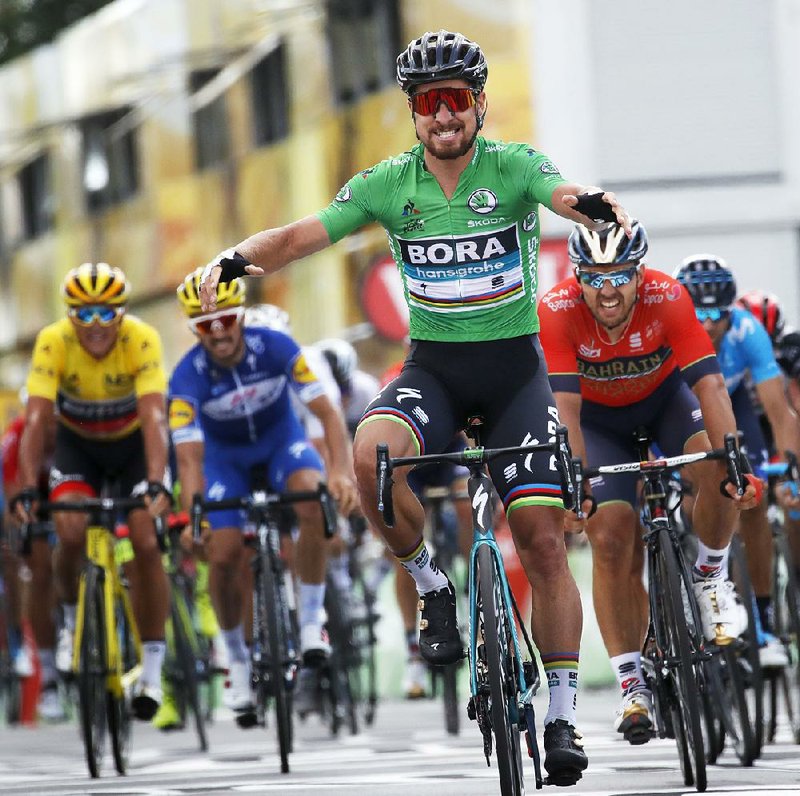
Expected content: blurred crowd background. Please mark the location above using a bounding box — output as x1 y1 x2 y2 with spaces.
0 0 797 425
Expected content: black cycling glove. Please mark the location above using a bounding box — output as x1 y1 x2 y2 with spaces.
572 192 618 223
217 250 253 282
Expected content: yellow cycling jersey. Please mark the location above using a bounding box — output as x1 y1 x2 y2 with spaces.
26 315 167 440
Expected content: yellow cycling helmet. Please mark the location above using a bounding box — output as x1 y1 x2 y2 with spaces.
62 262 131 306
176 267 246 317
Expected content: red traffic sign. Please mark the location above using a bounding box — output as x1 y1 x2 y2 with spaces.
359 255 410 342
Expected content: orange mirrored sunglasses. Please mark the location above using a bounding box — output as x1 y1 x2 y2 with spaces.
410 86 477 116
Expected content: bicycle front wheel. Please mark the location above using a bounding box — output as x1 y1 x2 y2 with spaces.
653 529 706 791
109 590 136 773
771 530 800 743
258 544 293 773
171 592 208 752
477 544 524 796
79 565 107 778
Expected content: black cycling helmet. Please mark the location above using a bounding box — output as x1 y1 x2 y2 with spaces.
396 30 488 94
673 254 736 309
568 220 648 267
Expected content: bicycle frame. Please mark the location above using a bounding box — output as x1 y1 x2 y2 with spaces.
377 425 580 791
465 468 528 703
73 524 142 697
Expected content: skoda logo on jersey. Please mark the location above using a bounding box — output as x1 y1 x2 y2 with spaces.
522 211 538 232
335 184 352 203
540 160 560 175
467 189 497 215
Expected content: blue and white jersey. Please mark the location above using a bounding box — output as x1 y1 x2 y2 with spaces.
718 307 781 394
168 327 326 446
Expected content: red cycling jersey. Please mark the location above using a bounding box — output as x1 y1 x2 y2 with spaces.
538 268 719 407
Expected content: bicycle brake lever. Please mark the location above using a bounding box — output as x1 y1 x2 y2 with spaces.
376 444 395 528
723 433 745 496
318 484 338 539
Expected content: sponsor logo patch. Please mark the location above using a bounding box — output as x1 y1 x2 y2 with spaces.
168 398 195 430
292 353 317 384
467 189 498 215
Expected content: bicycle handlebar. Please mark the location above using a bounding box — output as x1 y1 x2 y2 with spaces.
18 496 167 551
190 483 337 540
582 432 745 493
758 451 800 482
377 425 582 527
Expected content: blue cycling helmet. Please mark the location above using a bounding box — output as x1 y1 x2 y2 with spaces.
396 30 488 94
568 220 648 267
674 254 736 309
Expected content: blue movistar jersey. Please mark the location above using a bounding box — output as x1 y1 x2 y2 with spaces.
168 327 326 446
718 307 781 394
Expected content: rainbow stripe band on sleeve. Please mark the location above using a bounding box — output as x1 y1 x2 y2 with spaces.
504 483 565 515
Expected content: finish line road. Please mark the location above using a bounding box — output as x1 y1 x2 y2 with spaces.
1 688 798 795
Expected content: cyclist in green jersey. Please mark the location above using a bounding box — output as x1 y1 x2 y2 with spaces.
196 29 632 783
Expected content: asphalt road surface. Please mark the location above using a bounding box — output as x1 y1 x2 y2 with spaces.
1 687 799 795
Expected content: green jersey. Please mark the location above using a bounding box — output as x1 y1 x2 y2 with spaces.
316 137 568 342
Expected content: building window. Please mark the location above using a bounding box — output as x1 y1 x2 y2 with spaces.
326 0 401 105
18 154 53 239
250 41 290 147
80 108 140 213
191 68 230 170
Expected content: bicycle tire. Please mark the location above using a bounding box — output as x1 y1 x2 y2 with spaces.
676 550 725 766
78 565 107 778
771 531 800 743
477 544 524 796
109 592 135 773
324 573 359 736
258 543 293 773
442 662 460 735
727 536 763 762
0 589 22 726
653 528 706 791
171 592 208 752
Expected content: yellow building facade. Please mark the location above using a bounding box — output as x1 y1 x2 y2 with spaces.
0 0 537 388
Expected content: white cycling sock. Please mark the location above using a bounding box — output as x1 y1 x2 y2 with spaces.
329 553 352 593
397 537 448 595
298 581 326 628
693 540 729 580
610 651 647 697
39 648 57 685
542 653 579 726
141 640 166 687
221 624 249 663
63 603 77 632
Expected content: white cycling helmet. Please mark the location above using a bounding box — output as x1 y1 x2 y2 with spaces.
244 303 291 334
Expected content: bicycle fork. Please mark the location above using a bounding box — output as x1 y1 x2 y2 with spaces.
465 473 543 788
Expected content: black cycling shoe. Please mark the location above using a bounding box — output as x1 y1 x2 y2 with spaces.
543 719 588 787
418 579 463 666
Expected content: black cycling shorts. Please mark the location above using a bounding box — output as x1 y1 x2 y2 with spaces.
49 424 147 499
358 335 564 513
581 380 705 506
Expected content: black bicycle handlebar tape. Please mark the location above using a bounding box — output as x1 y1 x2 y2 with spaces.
572 192 618 223
218 251 253 282
376 444 395 528
153 515 167 552
554 425 576 511
318 484 338 539
720 433 745 497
